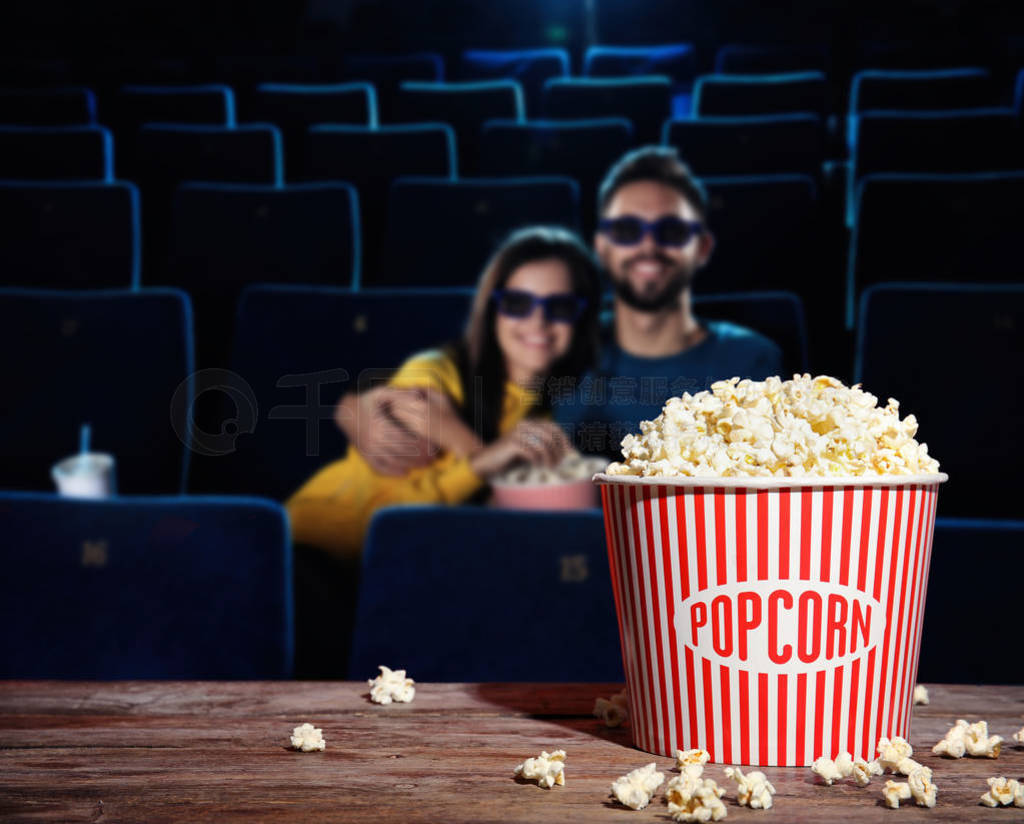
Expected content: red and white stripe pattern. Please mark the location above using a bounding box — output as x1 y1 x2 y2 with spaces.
599 480 940 766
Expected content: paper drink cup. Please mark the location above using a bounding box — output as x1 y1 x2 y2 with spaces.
51 453 117 499
595 472 947 766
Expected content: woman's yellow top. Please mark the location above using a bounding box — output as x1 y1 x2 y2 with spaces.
286 348 540 559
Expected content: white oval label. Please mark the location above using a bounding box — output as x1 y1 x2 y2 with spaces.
676 581 886 676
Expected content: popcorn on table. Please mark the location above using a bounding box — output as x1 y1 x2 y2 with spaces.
665 774 727 822
913 685 930 705
811 751 882 786
932 719 1002 759
368 665 415 705
593 689 629 728
980 777 1023 807
883 780 913 809
605 374 940 478
1014 726 1024 745
876 736 914 772
514 749 565 789
610 763 665 810
676 748 711 778
906 765 938 808
290 722 325 752
725 766 776 809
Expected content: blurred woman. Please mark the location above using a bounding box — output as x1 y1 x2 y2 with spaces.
286 226 602 559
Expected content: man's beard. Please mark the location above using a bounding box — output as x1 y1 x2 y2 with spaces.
610 253 694 313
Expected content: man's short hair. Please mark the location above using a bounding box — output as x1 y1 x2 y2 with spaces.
597 145 708 222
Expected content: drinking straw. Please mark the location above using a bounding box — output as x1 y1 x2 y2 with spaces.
79 423 91 457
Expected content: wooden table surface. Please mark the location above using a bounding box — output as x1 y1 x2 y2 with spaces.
1 681 1022 822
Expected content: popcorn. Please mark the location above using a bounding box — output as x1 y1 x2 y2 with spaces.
514 749 566 789
665 774 727 822
368 665 415 705
851 757 884 786
980 777 1021 807
676 748 711 778
913 685 930 705
876 736 914 772
1014 727 1024 745
882 780 912 809
496 451 607 485
593 689 629 728
610 763 665 810
813 752 883 786
605 375 940 478
907 765 937 808
724 766 776 809
289 722 325 752
933 719 1002 759
811 755 845 785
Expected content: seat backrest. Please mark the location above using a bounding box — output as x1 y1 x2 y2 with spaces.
663 114 824 177
136 123 283 185
0 491 292 679
0 125 113 180
847 173 1024 323
459 48 568 117
0 288 193 493
0 86 96 125
693 291 809 375
343 52 444 121
918 518 1024 684
541 76 672 144
0 180 139 288
849 68 999 114
693 72 828 116
114 84 235 128
855 283 1024 517
584 43 696 87
381 176 579 287
195 285 473 498
349 506 624 681
714 44 828 75
249 82 377 128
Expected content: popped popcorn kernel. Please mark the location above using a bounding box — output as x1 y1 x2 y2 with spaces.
1014 726 1024 745
665 774 727 822
514 749 566 789
676 748 711 778
907 765 937 808
289 722 325 752
605 375 940 478
932 719 969 758
852 757 884 786
933 719 1002 759
876 736 913 772
883 780 912 809
368 665 415 704
610 763 665 810
980 777 1020 807
811 755 844 785
913 684 930 705
593 689 629 728
725 766 776 809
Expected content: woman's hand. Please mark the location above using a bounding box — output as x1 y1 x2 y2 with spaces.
469 420 572 480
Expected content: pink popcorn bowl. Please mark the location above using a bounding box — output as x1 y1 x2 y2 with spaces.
594 471 947 766
490 478 599 510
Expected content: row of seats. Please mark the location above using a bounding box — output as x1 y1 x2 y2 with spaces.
3 172 1019 324
0 493 1017 684
1 283 1018 518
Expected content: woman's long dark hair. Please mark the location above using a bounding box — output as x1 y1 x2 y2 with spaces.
447 226 602 443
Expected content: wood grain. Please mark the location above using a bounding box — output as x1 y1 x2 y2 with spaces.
1 682 1022 822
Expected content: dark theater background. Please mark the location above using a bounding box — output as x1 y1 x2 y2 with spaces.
1 0 1021 687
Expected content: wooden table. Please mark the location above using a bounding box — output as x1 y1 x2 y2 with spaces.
1 681 1022 822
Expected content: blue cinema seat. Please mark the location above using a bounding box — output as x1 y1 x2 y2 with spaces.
693 291 809 375
714 43 829 75
380 176 580 287
192 285 474 499
917 519 1024 684
0 125 113 180
0 492 292 679
845 173 1024 326
459 48 568 117
0 180 139 288
541 76 672 144
584 43 696 88
692 72 829 117
248 82 377 177
392 80 524 174
849 68 999 115
478 118 632 233
167 182 360 366
348 507 624 682
305 124 456 281
663 114 824 177
855 283 1024 518
696 174 821 295
0 86 96 125
343 52 444 120
0 288 193 494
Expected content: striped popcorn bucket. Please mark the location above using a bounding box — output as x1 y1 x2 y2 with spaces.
595 472 947 766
